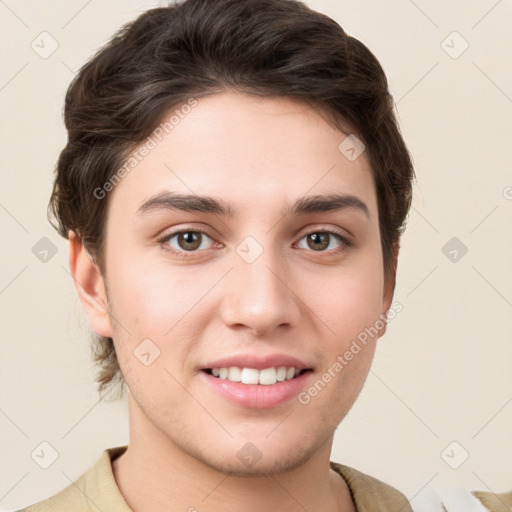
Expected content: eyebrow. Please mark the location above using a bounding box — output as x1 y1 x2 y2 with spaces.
137 192 370 219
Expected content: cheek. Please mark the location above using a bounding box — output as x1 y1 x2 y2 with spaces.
306 272 382 408
311 262 384 340
105 256 220 373
106 250 196 328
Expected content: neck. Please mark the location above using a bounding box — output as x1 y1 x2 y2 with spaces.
112 394 355 512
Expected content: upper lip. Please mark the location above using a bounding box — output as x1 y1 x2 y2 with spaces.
202 354 313 371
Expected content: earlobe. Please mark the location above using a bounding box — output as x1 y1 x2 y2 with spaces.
68 231 113 338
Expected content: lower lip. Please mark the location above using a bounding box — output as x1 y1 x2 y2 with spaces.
199 370 312 409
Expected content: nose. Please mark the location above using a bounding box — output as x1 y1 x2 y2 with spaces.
219 242 301 337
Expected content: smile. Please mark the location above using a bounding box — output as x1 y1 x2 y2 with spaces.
200 368 313 409
204 366 307 385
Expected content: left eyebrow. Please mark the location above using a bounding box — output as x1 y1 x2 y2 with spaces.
287 193 370 219
136 192 370 219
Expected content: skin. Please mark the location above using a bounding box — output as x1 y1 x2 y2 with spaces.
70 91 397 512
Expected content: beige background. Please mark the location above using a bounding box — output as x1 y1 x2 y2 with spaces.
1 0 511 509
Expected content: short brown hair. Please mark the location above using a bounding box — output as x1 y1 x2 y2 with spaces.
49 0 414 396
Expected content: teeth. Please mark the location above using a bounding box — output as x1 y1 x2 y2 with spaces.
259 367 276 385
276 366 287 382
228 366 242 382
241 368 259 385
210 366 303 385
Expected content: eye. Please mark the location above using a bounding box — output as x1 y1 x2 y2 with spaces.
157 227 353 258
296 230 352 253
159 229 216 254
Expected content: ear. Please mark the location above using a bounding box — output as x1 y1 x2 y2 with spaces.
378 240 400 338
68 231 113 338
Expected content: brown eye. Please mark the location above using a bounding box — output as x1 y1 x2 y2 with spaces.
307 233 330 251
161 230 215 254
177 231 202 251
296 230 352 253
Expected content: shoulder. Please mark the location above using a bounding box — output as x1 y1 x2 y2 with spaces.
16 473 92 512
329 461 511 512
472 489 512 512
17 446 129 512
330 462 512 512
330 461 413 511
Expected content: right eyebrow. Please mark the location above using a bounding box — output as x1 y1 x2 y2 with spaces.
137 192 235 217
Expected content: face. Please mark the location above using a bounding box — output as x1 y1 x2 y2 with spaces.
79 91 395 476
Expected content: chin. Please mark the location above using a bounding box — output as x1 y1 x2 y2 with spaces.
197 445 316 477
174 426 326 478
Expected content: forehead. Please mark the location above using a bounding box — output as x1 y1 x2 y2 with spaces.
109 91 377 217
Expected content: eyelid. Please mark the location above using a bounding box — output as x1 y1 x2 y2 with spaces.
296 223 353 242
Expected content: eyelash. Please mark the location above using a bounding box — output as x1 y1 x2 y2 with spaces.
157 227 354 258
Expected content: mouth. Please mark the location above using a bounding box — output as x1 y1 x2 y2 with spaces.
202 366 311 385
202 366 311 386
199 354 314 408
200 366 313 409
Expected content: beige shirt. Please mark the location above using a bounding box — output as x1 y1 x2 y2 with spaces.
18 445 509 511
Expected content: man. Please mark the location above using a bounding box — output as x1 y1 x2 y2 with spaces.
18 0 508 510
